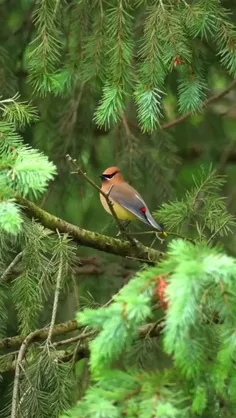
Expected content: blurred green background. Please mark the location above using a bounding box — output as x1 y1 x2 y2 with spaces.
1 0 236 292
0 0 236 301
1 0 236 409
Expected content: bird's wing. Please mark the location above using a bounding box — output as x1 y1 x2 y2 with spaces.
109 183 163 231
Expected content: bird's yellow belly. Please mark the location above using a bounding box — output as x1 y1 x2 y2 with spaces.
100 195 137 221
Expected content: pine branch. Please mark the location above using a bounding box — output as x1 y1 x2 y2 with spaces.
16 197 163 263
53 330 95 348
11 329 42 418
0 319 79 350
0 320 164 352
0 252 22 283
0 347 86 374
46 235 63 345
126 78 236 131
161 78 236 130
0 321 164 373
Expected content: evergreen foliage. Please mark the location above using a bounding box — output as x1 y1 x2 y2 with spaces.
157 165 236 239
61 240 236 418
0 95 56 235
12 0 236 133
1 0 236 417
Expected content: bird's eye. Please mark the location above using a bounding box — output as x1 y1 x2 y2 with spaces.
102 170 120 179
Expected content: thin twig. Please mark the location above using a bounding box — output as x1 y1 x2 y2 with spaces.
66 154 136 245
46 234 63 345
161 79 236 130
11 329 40 418
0 252 22 283
71 327 91 367
217 141 236 175
207 221 229 244
61 83 85 152
129 230 195 244
126 79 236 132
53 330 95 347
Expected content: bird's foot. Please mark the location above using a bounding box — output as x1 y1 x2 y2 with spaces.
116 220 131 238
155 232 165 244
122 220 131 229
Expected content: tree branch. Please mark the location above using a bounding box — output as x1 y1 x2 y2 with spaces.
160 79 236 130
0 346 89 373
16 197 164 264
46 236 63 345
126 79 236 132
0 252 22 283
11 329 42 418
0 317 164 353
0 319 79 350
0 321 164 373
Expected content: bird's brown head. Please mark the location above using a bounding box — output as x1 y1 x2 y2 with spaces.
100 166 124 183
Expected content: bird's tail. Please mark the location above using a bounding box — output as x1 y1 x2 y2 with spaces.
145 211 167 236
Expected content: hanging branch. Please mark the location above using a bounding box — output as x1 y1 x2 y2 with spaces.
126 79 236 131
161 79 236 130
11 329 42 418
0 252 23 283
46 234 63 345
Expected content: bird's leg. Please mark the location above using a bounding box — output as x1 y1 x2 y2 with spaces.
123 220 131 229
116 220 130 237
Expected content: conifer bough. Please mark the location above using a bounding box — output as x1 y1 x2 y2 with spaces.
17 196 164 263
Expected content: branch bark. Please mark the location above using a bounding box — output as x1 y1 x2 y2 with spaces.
0 320 164 373
16 197 164 263
0 318 164 352
0 319 79 350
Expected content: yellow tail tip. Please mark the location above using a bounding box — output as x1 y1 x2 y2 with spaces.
162 231 168 237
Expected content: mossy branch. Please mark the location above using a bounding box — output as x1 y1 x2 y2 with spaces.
16 197 164 263
0 319 79 350
0 318 164 351
0 320 164 373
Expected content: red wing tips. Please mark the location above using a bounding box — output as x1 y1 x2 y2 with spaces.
140 207 147 213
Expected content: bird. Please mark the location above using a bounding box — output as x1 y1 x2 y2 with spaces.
100 166 167 236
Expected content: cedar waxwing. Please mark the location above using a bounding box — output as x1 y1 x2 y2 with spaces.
100 166 167 235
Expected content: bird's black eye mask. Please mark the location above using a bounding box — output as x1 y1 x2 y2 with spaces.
100 170 120 180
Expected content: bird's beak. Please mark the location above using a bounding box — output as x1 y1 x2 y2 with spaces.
99 175 104 180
